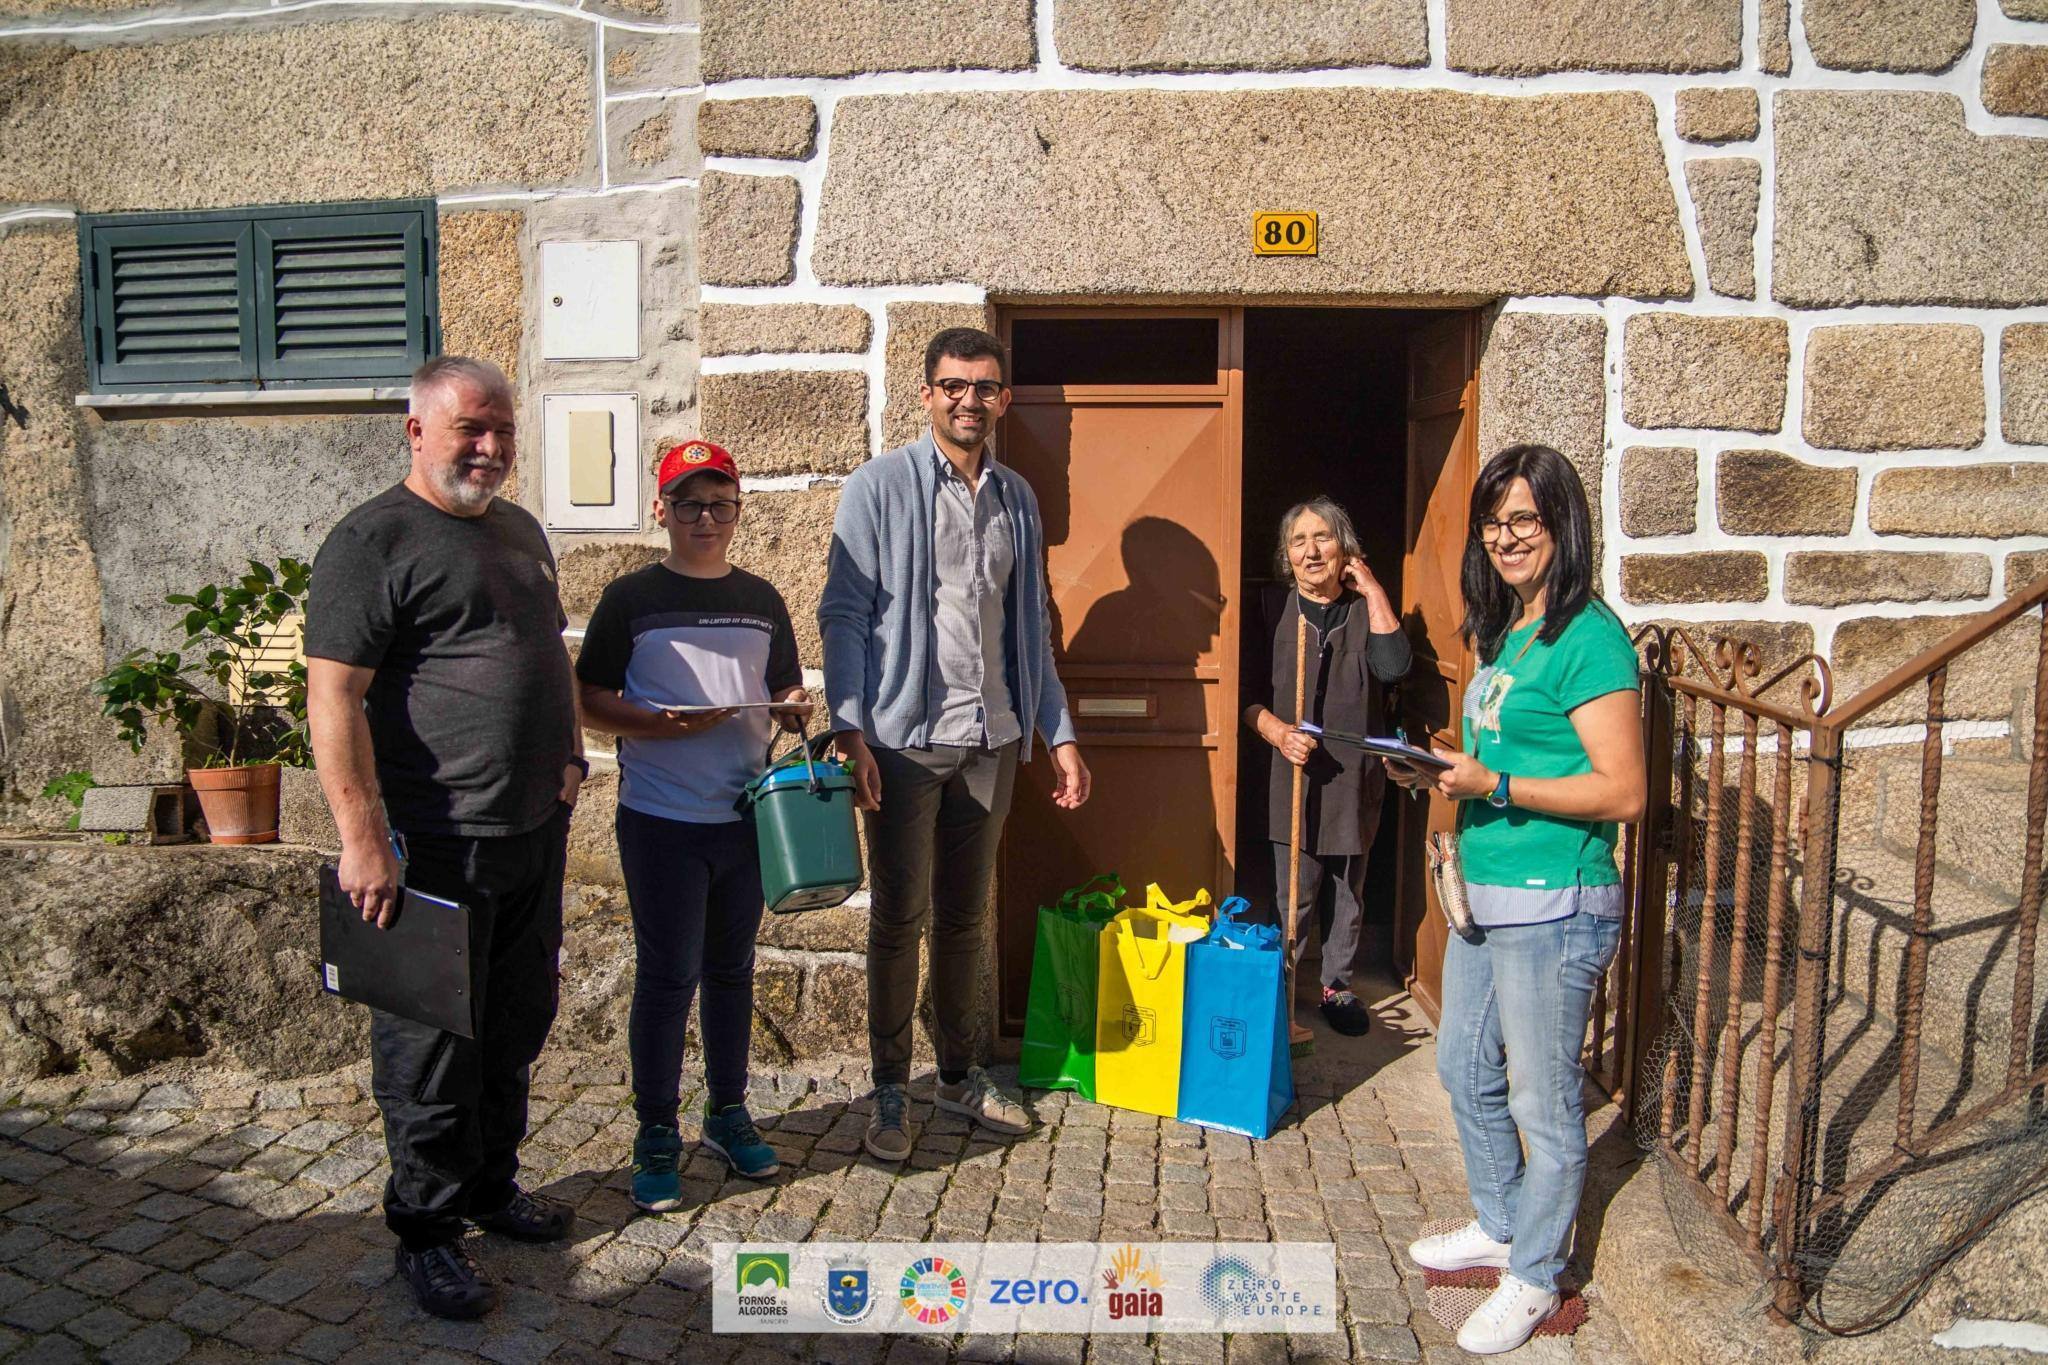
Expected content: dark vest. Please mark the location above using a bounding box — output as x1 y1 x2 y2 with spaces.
1259 586 1390 857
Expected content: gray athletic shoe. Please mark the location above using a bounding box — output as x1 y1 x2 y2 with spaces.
863 1083 912 1161
934 1066 1035 1135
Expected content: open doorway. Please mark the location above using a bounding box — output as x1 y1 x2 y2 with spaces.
1234 307 1446 985
994 304 1479 1037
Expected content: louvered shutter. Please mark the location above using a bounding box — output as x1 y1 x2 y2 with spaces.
255 210 428 382
87 221 258 387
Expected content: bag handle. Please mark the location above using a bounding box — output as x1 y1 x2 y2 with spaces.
1143 883 1212 917
1056 873 1125 918
1214 895 1251 925
1115 917 1179 981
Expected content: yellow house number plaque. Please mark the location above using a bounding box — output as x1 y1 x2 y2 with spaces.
1253 211 1318 256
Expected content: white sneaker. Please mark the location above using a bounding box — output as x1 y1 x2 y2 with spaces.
1456 1273 1560 1355
1407 1220 1513 1272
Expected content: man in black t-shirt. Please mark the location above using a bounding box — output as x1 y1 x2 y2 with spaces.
306 356 585 1321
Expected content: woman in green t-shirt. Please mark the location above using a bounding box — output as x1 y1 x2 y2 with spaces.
1389 444 1646 1356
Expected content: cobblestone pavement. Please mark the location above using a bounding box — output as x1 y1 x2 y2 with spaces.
0 984 1639 1364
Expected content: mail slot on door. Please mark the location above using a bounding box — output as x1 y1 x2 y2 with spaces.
1074 694 1155 719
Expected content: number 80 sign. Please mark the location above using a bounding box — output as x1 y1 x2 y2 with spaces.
1252 211 1318 257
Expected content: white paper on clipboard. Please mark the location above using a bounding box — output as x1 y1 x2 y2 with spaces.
662 701 812 715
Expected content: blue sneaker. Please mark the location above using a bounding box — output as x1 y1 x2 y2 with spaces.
701 1103 781 1179
630 1123 683 1212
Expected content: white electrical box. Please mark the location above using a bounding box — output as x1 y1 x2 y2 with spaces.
541 393 640 531
540 241 640 360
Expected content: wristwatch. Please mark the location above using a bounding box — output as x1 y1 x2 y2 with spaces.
1489 771 1512 809
567 754 590 778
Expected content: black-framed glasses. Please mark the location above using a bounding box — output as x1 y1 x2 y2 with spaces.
667 497 740 524
930 378 1007 403
1476 511 1544 543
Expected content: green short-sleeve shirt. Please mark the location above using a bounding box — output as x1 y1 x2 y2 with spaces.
1458 602 1640 890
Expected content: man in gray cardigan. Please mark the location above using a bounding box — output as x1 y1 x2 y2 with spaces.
821 326 1090 1161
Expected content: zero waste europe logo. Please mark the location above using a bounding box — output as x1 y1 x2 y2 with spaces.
899 1256 969 1325
1199 1254 1326 1322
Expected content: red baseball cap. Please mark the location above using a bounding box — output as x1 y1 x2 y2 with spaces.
656 439 740 496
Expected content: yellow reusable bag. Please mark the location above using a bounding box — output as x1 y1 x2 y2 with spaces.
1094 885 1211 1118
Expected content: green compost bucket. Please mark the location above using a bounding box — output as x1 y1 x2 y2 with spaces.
739 734 864 914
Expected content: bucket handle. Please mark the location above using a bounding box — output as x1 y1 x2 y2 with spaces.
761 717 828 795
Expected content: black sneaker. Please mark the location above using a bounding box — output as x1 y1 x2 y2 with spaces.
470 1186 573 1242
395 1241 496 1320
1320 989 1373 1037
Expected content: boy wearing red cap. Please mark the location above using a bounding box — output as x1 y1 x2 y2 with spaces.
574 440 811 1208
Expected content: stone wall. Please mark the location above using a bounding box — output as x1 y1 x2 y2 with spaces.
11 0 2048 1074
689 0 2048 895
0 2 700 808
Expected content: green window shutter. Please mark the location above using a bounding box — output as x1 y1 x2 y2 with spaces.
255 209 429 382
86 220 258 388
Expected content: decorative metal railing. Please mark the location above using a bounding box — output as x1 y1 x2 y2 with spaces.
1617 576 2048 1327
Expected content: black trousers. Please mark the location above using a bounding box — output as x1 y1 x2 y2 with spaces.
371 806 569 1250
863 741 1019 1085
1269 841 1368 993
616 805 763 1127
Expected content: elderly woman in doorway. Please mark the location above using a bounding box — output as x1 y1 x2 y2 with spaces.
1241 496 1410 1041
1388 443 1645 1355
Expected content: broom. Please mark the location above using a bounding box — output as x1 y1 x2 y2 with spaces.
1287 609 1314 1059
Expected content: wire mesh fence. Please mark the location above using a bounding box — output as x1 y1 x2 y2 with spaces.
1624 595 2048 1335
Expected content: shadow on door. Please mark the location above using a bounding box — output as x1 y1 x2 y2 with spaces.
995 306 1479 1037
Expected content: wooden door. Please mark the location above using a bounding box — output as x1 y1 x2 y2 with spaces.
1393 310 1481 1023
995 309 1245 1037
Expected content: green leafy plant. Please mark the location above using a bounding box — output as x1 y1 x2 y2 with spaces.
40 771 97 830
92 557 312 769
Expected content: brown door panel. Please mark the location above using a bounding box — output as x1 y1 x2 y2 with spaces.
995 309 1243 1037
1395 310 1481 1024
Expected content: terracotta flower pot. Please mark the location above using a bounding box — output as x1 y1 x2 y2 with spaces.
187 763 282 845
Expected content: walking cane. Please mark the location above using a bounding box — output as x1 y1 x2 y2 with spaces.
1287 609 1313 1058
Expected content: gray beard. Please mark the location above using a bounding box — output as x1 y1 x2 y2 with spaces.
432 463 501 514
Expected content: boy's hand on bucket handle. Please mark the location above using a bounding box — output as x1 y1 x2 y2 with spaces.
834 730 883 811
773 685 815 734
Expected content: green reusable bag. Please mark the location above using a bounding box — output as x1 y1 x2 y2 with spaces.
1018 874 1125 1098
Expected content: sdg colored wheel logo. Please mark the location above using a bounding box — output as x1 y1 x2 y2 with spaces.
900 1256 968 1325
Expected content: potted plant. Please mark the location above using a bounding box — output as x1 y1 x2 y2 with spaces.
93 557 311 844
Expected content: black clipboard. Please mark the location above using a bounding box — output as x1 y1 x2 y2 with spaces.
1297 724 1454 772
317 863 477 1038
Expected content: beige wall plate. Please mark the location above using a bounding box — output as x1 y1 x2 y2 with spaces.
542 393 639 530
566 409 616 506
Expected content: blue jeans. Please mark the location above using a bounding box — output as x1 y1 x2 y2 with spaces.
1436 909 1621 1291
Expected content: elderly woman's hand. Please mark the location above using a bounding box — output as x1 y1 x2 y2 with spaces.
1340 556 1386 600
1276 724 1318 767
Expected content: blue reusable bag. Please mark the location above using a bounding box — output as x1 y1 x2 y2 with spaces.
1176 896 1295 1139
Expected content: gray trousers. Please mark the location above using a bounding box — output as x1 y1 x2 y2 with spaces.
1270 842 1368 993
865 741 1020 1085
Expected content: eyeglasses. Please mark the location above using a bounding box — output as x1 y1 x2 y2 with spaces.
1476 511 1544 544
667 497 740 524
930 378 1007 403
